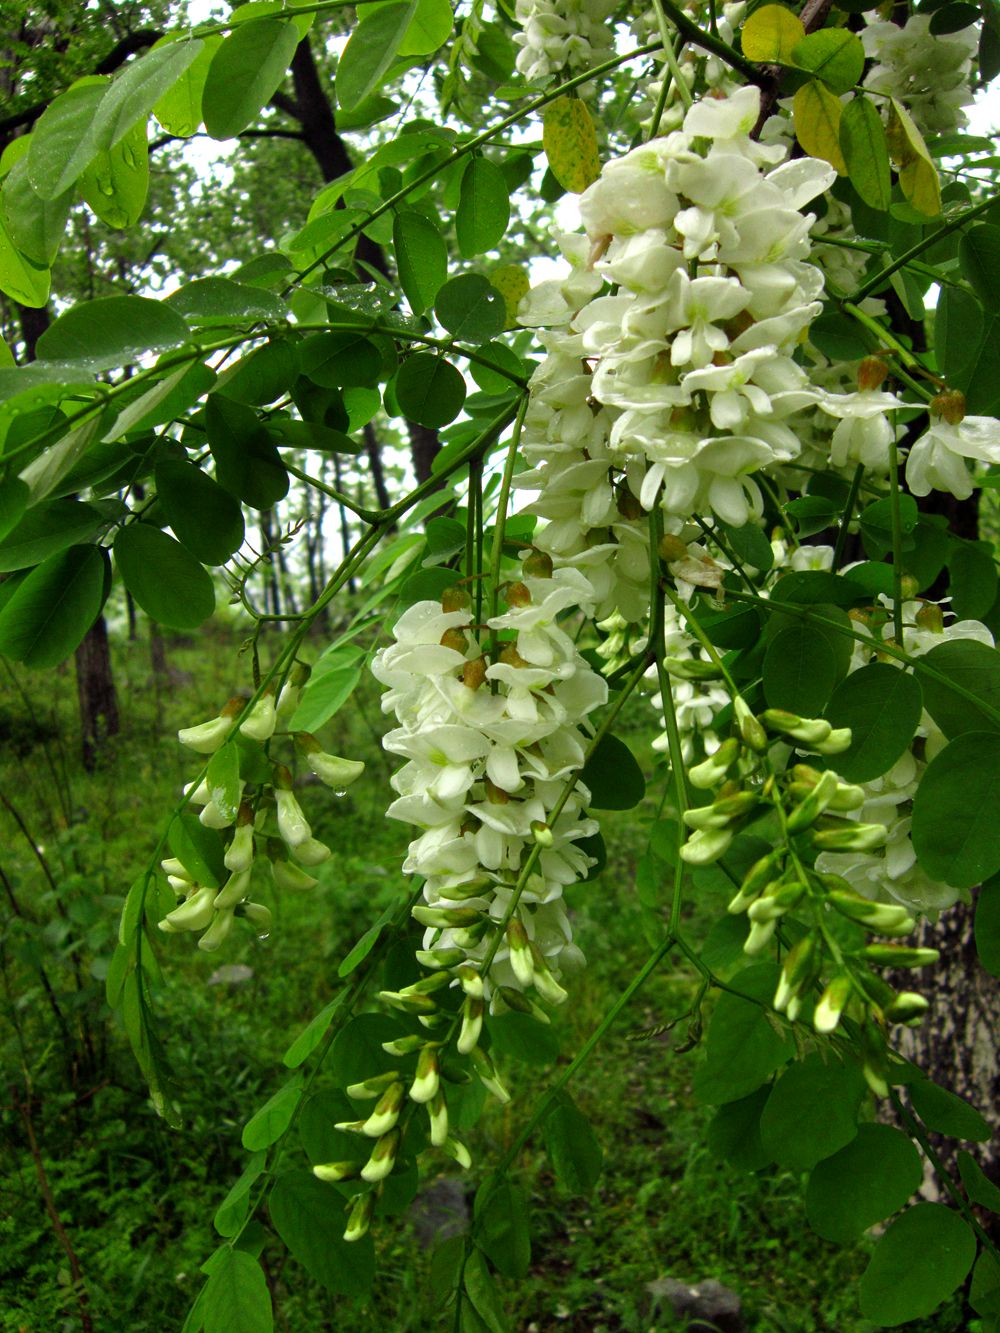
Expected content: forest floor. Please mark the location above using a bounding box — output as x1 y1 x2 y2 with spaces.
0 615 970 1332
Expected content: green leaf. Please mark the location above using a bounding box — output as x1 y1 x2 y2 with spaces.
809 307 874 361
288 664 362 732
0 478 28 544
960 223 1000 308
792 29 865 92
326 1013 401 1088
35 295 190 370
824 663 923 783
166 277 287 326
580 733 645 810
959 1149 1000 1213
741 4 805 61
394 0 453 56
336 2 418 111
207 743 242 825
153 35 221 137
393 210 447 315
0 543 107 668
90 40 205 159
205 394 289 510
475 1182 530 1280
435 274 506 344
463 1250 509 1333
693 964 795 1104
155 457 245 566
909 1079 991 1142
300 331 382 389
859 1204 976 1326
887 97 941 216
26 79 108 200
542 96 600 194
920 640 1000 738
771 570 865 607
794 79 847 175
270 1170 376 1295
456 157 509 259
1 157 73 266
717 519 774 572
214 1153 266 1238
219 340 300 407
79 118 150 230
763 624 839 716
0 211 50 307
242 1076 304 1151
935 285 984 382
759 1053 865 1172
203 19 301 139
805 1123 923 1242
169 813 226 888
970 1249 1000 1318
913 730 1000 887
202 1247 273 1333
394 353 466 428
488 1012 560 1066
976 874 1000 979
949 540 998 620
543 1092 603 1196
839 95 891 211
707 1088 773 1171
0 497 105 572
114 524 215 630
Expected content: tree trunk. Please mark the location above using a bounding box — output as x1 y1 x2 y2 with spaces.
74 616 120 772
363 422 392 512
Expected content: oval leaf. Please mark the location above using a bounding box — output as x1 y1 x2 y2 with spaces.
542 96 600 194
824 662 923 782
114 523 215 629
794 80 847 175
35 295 190 370
394 353 466 428
741 4 805 61
155 457 246 567
456 156 509 258
393 209 447 315
203 18 301 139
839 95 891 211
336 2 417 111
805 1123 923 1243
912 731 1000 887
859 1203 976 1326
0 543 107 667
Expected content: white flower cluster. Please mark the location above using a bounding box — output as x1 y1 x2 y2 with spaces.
513 0 617 83
515 86 883 624
372 563 607 1001
863 13 978 136
630 2 747 135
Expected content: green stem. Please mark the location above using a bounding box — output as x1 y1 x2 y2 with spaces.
662 584 740 700
849 191 1000 304
887 439 905 644
832 464 864 570
486 394 529 664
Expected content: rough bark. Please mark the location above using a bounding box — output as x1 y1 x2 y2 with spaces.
363 422 392 512
74 616 120 772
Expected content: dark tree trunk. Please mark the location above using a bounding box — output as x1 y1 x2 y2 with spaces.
363 422 392 512
332 454 357 594
260 511 281 615
74 616 120 772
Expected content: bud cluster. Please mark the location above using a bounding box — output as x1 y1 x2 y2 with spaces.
159 665 365 951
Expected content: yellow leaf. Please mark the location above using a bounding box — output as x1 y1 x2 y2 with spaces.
542 96 600 195
793 80 847 175
741 5 806 63
887 97 942 217
491 265 530 329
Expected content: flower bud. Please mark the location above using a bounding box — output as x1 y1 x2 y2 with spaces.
347 1071 399 1101
295 733 365 791
382 1034 426 1058
786 769 840 833
734 697 768 752
313 1161 358 1183
197 907 235 952
743 917 777 955
275 665 309 728
828 888 914 934
812 819 888 851
469 1047 510 1104
177 701 240 754
773 934 817 1014
428 1089 449 1146
379 988 439 1014
814 973 852 1034
457 965 485 999
507 920 535 988
159 885 216 934
930 390 966 425
441 1136 472 1170
214 868 252 912
812 728 853 755
456 995 484 1055
160 857 191 879
412 905 481 929
361 1128 400 1182
688 738 739 790
274 782 311 848
343 1192 374 1243
680 826 733 865
240 691 276 742
200 797 238 830
415 947 467 969
860 944 939 967
728 850 785 914
531 820 554 847
291 837 331 866
885 991 929 1023
362 1082 405 1138
224 813 256 873
272 857 318 891
530 947 568 1006
858 356 890 392
664 656 723 681
409 1045 440 1104
747 881 805 923
240 901 270 934
761 709 833 746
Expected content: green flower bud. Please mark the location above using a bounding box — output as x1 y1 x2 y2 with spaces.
224 814 256 874
786 769 840 833
457 966 485 999
812 728 852 755
688 738 740 790
409 1045 440 1104
680 826 733 865
412 906 482 929
343 1192 374 1243
213 868 252 912
469 1047 510 1104
773 935 817 1014
529 948 568 1006
381 1034 426 1057
271 857 318 892
761 709 833 746
507 920 534 988
728 850 785 914
360 1128 400 1183
531 820 554 847
456 995 484 1055
442 1136 472 1170
747 881 805 923
295 733 365 791
313 1161 358 1183
275 785 311 848
290 837 331 867
664 656 723 681
743 917 777 955
885 991 929 1024
812 822 888 853
197 907 235 953
861 944 939 968
362 1082 405 1138
160 886 216 934
240 691 277 742
379 989 439 1014
814 973 853 1034
428 1089 449 1147
415 948 467 969
347 1071 399 1101
828 889 914 935
177 701 240 754
735 697 768 752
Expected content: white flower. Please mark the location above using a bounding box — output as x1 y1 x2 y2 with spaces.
906 416 1000 500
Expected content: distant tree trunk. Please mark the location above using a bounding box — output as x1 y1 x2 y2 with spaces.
283 37 442 481
260 511 281 615
74 616 119 771
125 590 137 641
332 454 356 594
363 423 392 511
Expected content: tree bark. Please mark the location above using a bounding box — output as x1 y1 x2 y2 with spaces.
74 615 120 772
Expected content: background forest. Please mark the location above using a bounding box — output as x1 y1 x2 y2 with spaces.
1 1 1000 1331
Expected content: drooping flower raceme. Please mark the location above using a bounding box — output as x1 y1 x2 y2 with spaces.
863 12 977 136
373 563 607 1004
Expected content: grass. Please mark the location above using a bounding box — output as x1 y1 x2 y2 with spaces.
0 610 970 1332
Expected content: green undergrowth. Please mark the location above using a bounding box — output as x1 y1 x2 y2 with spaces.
0 616 966 1332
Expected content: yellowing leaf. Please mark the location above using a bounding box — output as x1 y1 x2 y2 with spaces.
887 97 942 217
491 264 530 329
794 80 847 176
741 5 806 63
542 96 600 195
